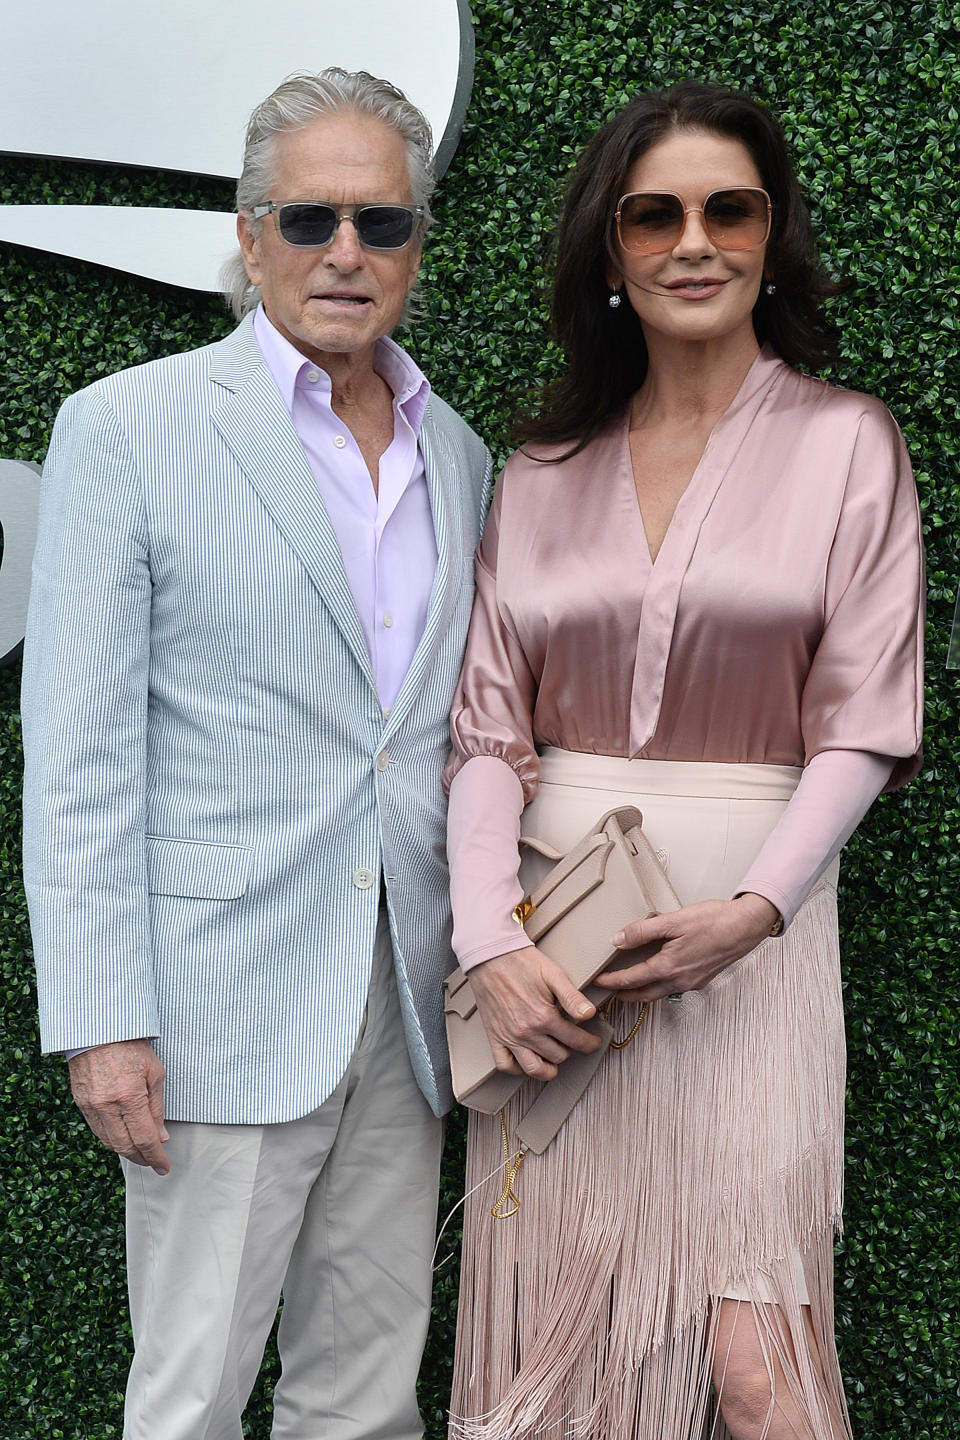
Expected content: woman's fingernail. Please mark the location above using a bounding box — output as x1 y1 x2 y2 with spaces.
612 930 625 947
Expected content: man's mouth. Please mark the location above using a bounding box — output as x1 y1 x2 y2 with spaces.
313 292 372 306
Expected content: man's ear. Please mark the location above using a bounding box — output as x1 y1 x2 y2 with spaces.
237 213 262 286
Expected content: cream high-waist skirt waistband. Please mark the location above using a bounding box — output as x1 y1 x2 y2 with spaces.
523 749 831 909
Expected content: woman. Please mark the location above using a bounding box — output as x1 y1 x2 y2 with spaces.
443 84 923 1440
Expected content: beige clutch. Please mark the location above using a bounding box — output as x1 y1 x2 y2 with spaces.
443 806 681 1130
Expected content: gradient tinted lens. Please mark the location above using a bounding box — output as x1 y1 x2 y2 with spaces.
702 189 770 249
276 203 416 249
617 193 686 252
617 189 769 253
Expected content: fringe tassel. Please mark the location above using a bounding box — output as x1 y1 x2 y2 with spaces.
449 885 852 1440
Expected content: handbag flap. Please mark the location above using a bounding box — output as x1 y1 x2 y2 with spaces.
525 837 610 942
443 966 477 1021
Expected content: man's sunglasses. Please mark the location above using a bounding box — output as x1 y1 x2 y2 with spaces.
614 188 772 254
251 200 424 251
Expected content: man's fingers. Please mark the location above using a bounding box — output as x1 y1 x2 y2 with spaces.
122 1099 170 1173
146 1067 169 1143
78 1098 170 1173
68 1040 170 1173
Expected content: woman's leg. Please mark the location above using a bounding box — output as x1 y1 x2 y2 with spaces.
711 1300 849 1440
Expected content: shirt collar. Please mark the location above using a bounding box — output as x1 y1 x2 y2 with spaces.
253 304 431 435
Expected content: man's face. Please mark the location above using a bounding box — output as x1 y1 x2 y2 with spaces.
238 111 422 367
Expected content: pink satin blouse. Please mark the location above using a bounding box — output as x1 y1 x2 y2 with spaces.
446 348 924 797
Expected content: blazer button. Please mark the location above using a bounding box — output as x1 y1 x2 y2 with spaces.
376 750 390 772
353 867 376 890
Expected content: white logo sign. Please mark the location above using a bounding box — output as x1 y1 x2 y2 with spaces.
0 462 41 667
0 0 474 291
0 2 474 660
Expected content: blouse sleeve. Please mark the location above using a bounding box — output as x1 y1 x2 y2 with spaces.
735 748 895 927
800 399 924 789
444 475 541 800
444 474 544 969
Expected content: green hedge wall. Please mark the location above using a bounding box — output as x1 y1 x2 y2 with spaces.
1 1 958 1435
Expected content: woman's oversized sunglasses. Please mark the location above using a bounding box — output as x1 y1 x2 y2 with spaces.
251 200 424 251
614 187 772 254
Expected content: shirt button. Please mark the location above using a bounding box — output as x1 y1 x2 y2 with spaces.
306 369 321 382
333 435 347 449
383 613 394 628
376 751 390 772
353 867 375 890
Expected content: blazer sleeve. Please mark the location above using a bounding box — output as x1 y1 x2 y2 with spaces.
21 384 160 1053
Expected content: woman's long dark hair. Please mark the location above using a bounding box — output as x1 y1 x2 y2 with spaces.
513 82 841 455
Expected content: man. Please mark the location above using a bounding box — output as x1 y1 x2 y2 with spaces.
22 69 490 1440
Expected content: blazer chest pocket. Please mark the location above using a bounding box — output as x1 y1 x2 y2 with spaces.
146 836 254 899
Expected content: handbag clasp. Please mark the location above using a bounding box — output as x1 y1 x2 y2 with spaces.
512 896 536 926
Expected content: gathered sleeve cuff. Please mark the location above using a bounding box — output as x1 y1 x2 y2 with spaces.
444 480 540 802
735 749 895 927
800 401 924 789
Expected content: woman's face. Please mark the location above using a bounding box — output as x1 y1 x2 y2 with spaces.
608 128 769 350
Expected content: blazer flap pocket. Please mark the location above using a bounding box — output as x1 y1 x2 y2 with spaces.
146 836 253 900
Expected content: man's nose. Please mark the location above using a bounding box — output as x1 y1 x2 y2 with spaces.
323 214 364 267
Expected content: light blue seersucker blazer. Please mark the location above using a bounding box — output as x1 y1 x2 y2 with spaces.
21 316 492 1122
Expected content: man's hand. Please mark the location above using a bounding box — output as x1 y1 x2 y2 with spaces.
594 893 780 1002
68 1040 170 1175
467 946 602 1082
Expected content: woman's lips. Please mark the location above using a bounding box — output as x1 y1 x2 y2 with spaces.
662 278 729 300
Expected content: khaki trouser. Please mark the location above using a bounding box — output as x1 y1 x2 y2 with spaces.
122 905 443 1440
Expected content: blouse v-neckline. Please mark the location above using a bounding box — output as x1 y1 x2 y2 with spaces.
621 348 774 571
623 344 787 753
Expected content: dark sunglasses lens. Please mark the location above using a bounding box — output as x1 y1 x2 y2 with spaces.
618 193 685 251
704 189 769 248
355 206 416 249
277 204 338 246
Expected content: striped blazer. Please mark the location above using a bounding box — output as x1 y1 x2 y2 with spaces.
21 316 492 1121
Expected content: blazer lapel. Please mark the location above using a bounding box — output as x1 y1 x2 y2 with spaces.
208 322 374 688
383 405 467 737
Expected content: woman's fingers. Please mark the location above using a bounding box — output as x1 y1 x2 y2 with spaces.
599 897 782 998
469 946 601 1071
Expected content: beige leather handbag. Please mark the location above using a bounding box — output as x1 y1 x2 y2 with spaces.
443 806 681 1152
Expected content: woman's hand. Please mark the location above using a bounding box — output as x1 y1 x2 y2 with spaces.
467 946 602 1081
594 893 780 1002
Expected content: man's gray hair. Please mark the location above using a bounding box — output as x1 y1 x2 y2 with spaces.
221 68 436 320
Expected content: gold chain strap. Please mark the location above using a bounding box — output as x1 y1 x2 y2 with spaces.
491 998 649 1219
491 1109 527 1219
601 996 650 1049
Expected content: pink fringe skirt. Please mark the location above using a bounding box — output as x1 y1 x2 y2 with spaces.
449 751 851 1440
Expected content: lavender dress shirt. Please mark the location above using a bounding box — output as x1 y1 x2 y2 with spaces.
253 306 436 712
